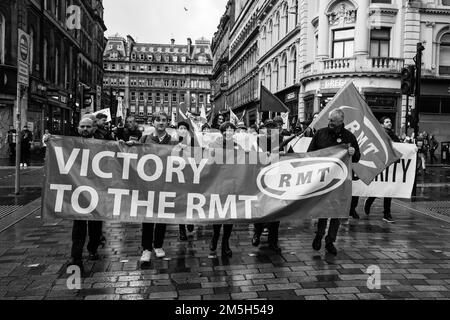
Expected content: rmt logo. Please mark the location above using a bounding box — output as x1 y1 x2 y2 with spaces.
66 5 81 30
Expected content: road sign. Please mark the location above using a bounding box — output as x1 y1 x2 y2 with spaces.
17 29 30 87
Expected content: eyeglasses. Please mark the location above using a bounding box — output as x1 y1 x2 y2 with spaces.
80 126 92 129
155 118 168 122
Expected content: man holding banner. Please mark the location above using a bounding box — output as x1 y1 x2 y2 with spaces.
308 109 360 255
363 117 401 223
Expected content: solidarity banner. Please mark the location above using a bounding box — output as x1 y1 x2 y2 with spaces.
310 82 402 185
42 136 352 224
288 138 416 199
352 143 417 199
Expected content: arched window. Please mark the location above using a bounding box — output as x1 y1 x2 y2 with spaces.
268 20 273 49
281 53 287 88
266 65 272 91
273 60 279 91
440 33 450 75
43 39 48 81
0 13 5 64
275 13 280 44
284 3 289 35
294 0 298 26
261 26 267 54
289 46 297 85
261 69 266 87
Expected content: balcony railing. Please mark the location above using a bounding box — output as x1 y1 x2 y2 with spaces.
301 56 404 80
322 58 356 72
370 57 404 71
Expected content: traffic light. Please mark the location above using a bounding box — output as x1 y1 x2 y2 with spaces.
83 87 93 109
401 65 416 95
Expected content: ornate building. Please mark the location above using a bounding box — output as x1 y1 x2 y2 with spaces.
103 36 213 124
299 0 450 146
228 0 260 124
0 0 107 158
211 0 234 118
258 0 301 126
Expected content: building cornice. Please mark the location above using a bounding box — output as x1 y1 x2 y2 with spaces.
419 8 450 15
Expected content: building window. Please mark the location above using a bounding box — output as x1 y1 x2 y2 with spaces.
139 92 144 101
164 80 169 87
199 94 204 103
172 80 177 87
157 66 161 72
370 28 390 57
165 66 169 72
440 33 450 75
148 92 153 102
131 92 136 101
332 28 354 58
132 65 136 71
164 93 169 102
147 106 153 116
181 93 185 103
148 65 152 71
43 39 48 80
130 105 136 114
172 93 177 103
156 93 161 102
112 64 116 70
131 53 136 60
180 80 186 87
139 106 144 116
148 79 153 86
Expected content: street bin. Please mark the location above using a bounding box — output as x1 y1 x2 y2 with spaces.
442 142 450 164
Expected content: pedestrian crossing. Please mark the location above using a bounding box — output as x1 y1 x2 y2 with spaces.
0 205 24 220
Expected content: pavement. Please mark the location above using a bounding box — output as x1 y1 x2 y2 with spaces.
0 164 450 300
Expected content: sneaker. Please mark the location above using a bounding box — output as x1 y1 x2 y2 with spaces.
140 250 151 262
154 248 165 258
312 234 322 251
325 242 337 255
383 213 395 223
24 163 28 168
20 163 23 168
364 199 371 215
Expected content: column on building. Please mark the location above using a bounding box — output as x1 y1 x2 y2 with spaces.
354 0 369 56
317 0 329 59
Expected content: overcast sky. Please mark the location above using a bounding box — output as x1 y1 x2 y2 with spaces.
103 0 229 44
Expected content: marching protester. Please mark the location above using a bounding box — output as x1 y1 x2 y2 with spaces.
95 113 113 140
363 117 400 223
176 121 195 241
208 121 240 257
213 114 225 130
252 119 282 253
69 117 104 272
138 112 175 263
308 109 360 255
236 121 247 133
116 115 142 142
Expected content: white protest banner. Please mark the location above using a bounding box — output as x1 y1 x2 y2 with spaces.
352 143 417 199
287 139 416 199
93 108 112 122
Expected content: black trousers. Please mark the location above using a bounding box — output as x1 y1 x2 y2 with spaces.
9 144 16 164
430 150 437 164
142 223 166 250
316 218 340 244
350 196 359 214
71 220 103 260
254 222 280 245
212 224 233 243
20 145 30 165
366 197 392 215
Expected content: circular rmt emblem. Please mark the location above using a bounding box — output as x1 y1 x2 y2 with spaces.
20 35 29 61
257 157 348 200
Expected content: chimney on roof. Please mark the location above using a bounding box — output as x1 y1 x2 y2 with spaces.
171 39 175 45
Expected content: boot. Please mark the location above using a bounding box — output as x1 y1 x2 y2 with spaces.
221 240 232 257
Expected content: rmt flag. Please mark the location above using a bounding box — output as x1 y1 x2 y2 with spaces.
310 81 401 185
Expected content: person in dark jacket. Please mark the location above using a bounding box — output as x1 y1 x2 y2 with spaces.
308 109 361 255
116 115 142 142
208 121 237 257
252 119 282 253
363 117 400 223
95 113 113 140
137 112 176 264
68 118 104 272
20 125 32 167
177 121 195 241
